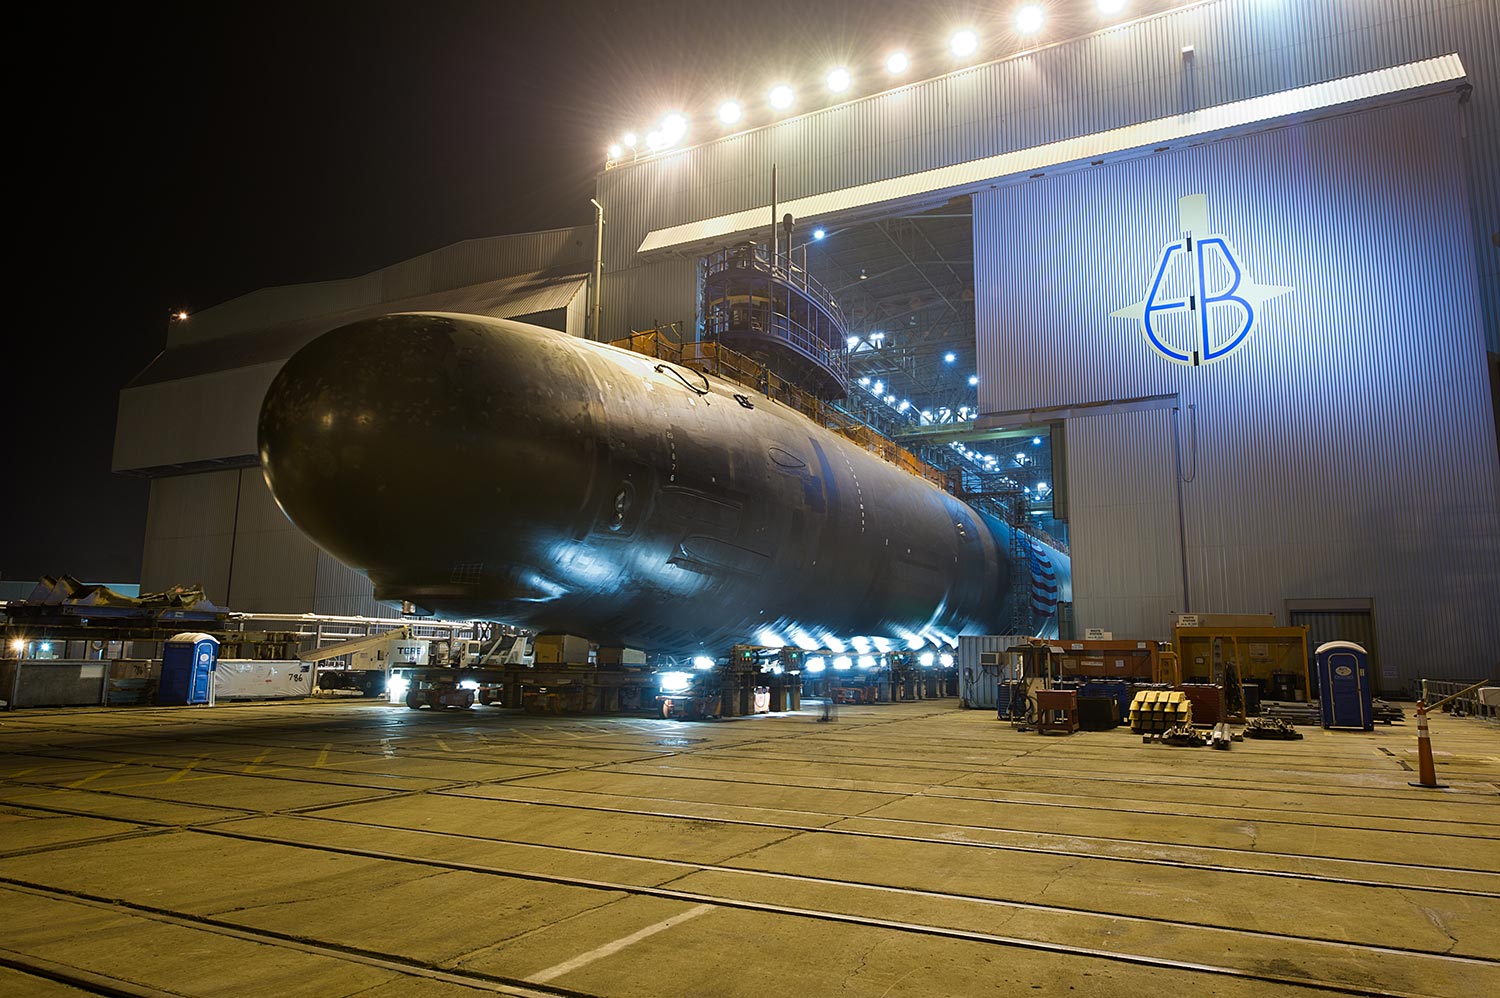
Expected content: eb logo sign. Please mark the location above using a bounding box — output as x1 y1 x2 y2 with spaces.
1112 194 1291 365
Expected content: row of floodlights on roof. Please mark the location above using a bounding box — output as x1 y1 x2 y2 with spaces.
948 439 1052 487
605 2 1134 162
857 375 978 425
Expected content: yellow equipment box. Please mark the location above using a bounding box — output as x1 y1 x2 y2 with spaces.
1173 625 1309 701
533 634 591 665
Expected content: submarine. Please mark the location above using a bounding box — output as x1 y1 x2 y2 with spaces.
257 312 1019 653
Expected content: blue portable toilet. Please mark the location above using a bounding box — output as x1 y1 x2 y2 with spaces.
1315 641 1373 730
158 632 218 705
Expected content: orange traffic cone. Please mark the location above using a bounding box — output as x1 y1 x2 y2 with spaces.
1409 701 1449 789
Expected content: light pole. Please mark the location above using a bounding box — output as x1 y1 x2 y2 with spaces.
589 199 604 341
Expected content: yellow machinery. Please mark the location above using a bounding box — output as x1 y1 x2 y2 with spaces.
1173 624 1310 703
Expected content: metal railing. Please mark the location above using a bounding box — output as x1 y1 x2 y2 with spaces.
702 243 846 324
701 243 850 393
1421 678 1499 720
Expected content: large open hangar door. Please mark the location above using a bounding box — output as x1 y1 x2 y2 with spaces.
795 202 1069 637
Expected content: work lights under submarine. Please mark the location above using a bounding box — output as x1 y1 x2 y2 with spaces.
258 313 1070 653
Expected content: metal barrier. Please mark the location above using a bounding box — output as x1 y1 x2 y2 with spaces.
1421 678 1499 721
1 659 156 710
700 243 851 395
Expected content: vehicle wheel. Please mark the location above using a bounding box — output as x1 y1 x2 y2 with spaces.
406 690 424 710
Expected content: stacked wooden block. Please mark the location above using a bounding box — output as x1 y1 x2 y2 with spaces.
1129 689 1193 734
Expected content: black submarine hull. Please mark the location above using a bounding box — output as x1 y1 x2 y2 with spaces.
258 313 1010 652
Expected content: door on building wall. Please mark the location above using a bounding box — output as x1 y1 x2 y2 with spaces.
1289 606 1381 696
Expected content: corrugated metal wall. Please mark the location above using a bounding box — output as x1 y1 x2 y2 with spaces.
596 0 1497 349
971 94 1500 687
314 551 393 618
957 635 1028 709
1065 407 1186 639
176 227 594 347
140 469 391 616
1292 608 1381 688
113 362 281 473
224 470 319 613
139 472 239 601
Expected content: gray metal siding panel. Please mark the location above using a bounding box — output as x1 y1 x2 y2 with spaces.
313 550 394 618
225 470 319 613
957 634 1029 709
973 95 1500 686
175 227 594 347
428 228 594 293
601 257 698 337
139 472 238 601
114 362 281 471
1065 408 1186 640
597 0 1497 348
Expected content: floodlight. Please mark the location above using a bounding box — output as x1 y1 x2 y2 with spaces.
717 100 742 125
813 228 826 240
1016 5 1046 35
607 143 623 159
833 655 853 670
940 653 954 667
659 112 687 144
949 29 979 58
885 51 910 75
1032 436 1042 445
768 84 795 110
944 352 956 363
645 130 664 151
826 67 851 93
846 336 860 349
919 652 935 667
1098 0 1127 14
692 655 715 670
968 374 979 386
621 132 637 148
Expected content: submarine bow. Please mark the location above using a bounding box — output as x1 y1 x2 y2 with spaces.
258 312 1011 651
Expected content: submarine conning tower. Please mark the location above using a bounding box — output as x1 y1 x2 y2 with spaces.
701 241 850 400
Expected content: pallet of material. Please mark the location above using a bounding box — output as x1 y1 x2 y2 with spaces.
1128 689 1193 733
1261 701 1320 724
1177 683 1225 726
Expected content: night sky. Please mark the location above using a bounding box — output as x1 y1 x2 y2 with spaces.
5 1 1164 585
